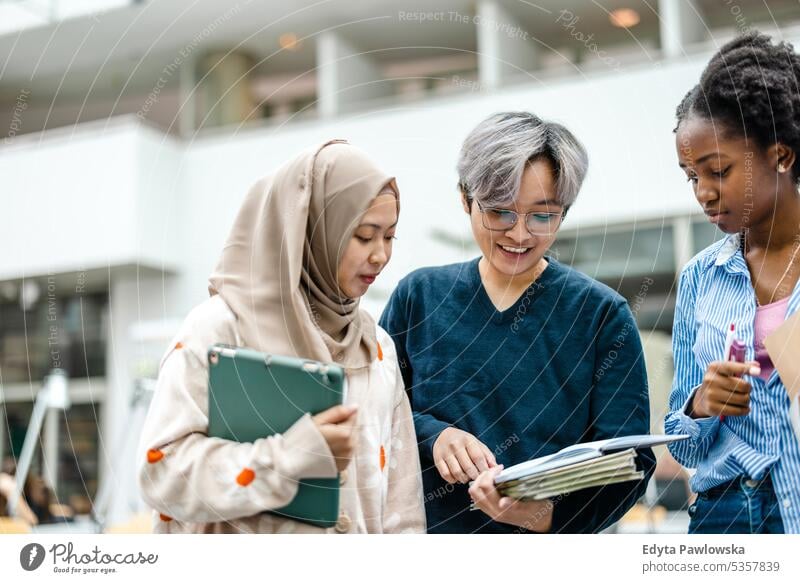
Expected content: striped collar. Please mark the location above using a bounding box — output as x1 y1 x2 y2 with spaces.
714 233 741 266
710 232 800 317
712 233 751 277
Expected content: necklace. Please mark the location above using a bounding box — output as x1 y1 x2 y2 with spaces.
740 230 800 306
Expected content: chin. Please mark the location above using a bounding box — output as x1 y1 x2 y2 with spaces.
347 283 369 299
488 257 539 278
715 220 741 235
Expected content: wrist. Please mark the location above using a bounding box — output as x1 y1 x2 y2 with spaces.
503 500 554 532
527 502 554 532
687 390 706 419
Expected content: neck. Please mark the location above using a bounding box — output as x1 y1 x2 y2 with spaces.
479 256 548 293
745 189 800 250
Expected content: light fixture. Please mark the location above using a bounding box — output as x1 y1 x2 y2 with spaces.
279 33 301 51
610 8 640 29
19 279 40 311
44 368 71 410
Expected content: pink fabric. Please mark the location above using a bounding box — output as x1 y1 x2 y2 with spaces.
754 296 790 380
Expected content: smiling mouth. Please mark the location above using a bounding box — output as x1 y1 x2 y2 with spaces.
496 243 533 258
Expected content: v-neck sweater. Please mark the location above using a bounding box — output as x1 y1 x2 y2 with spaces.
379 257 655 533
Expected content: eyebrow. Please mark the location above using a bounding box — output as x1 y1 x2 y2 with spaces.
357 222 398 230
494 199 562 209
678 153 731 168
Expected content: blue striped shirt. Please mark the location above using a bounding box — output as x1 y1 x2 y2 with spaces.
664 233 800 533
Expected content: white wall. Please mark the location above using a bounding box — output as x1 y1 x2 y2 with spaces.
0 118 184 281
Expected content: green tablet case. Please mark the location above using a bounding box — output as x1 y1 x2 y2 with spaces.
206 344 345 528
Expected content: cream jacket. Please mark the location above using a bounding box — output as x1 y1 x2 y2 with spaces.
137 295 425 533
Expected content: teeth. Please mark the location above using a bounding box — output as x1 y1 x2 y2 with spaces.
501 245 528 254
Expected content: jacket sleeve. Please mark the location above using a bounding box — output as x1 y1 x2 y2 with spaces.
663 265 720 467
379 281 449 461
382 368 426 533
549 300 656 533
137 312 337 524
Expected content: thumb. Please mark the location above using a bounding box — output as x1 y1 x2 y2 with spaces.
313 404 358 425
745 360 761 375
340 408 359 428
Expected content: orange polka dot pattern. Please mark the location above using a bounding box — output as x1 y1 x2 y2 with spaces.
236 468 255 486
147 449 164 464
379 445 386 471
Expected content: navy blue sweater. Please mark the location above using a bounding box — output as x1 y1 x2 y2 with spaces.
379 257 655 533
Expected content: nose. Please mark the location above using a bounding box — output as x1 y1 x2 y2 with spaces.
507 216 531 243
695 178 719 206
369 243 388 266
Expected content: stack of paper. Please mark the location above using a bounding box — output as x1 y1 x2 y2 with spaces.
497 448 643 500
486 434 689 502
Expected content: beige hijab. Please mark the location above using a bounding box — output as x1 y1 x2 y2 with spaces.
208 140 399 370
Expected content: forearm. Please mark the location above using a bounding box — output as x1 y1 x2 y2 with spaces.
138 413 336 523
664 389 720 468
413 410 450 460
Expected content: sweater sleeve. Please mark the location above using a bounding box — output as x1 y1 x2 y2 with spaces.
137 304 337 524
549 300 656 533
379 280 450 460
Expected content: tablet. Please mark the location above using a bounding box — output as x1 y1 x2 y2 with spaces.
207 344 346 528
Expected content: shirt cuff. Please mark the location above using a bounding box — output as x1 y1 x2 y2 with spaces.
270 413 339 480
676 386 720 441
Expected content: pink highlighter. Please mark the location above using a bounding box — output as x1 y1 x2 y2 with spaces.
721 323 747 422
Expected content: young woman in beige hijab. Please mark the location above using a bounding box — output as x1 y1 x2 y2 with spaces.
137 140 425 533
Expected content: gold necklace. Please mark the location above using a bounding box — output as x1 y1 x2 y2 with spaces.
741 231 800 306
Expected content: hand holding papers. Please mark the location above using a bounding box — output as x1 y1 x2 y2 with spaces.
490 434 689 501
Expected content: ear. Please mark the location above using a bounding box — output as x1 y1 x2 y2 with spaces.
460 191 471 214
770 143 796 174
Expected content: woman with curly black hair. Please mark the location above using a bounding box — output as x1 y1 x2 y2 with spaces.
665 31 800 534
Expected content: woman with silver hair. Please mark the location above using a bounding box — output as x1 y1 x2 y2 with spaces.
380 112 655 533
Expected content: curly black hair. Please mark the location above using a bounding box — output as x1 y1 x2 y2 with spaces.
675 31 800 182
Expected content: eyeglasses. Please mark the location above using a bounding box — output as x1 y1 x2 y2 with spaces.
475 201 565 236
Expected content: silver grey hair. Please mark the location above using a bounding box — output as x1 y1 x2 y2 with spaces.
457 112 589 210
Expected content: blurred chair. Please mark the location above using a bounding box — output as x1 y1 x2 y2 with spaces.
0 517 31 534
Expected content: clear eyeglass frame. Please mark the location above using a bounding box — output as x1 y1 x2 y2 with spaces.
475 200 566 236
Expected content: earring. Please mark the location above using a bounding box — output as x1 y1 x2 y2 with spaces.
779 163 787 173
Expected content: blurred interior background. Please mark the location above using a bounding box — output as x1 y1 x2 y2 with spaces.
1 0 796 533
